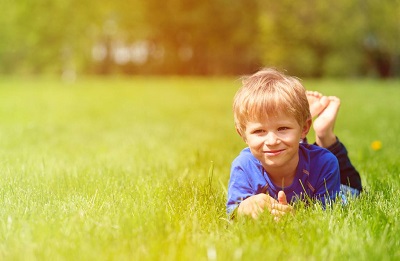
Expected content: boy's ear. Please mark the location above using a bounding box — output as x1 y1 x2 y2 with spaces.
301 118 312 139
236 128 246 142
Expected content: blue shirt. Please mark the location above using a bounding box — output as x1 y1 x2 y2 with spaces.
227 143 341 215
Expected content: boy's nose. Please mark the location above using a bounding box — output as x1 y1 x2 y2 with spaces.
264 132 280 145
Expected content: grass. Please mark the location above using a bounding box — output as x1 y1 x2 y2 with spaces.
0 76 399 260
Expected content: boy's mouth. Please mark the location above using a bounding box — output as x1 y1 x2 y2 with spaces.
263 149 284 156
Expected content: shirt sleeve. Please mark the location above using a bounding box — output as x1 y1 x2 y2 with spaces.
226 164 254 216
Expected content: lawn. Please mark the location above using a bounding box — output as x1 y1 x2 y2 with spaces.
0 76 399 260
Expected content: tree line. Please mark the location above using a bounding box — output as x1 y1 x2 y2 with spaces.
1 0 398 78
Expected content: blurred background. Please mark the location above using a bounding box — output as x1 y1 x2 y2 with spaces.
1 0 399 79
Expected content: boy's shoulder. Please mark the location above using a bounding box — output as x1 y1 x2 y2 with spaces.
234 147 255 159
299 143 337 163
232 147 260 166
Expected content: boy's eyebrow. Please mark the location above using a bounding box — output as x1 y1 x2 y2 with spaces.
275 120 296 125
245 123 263 129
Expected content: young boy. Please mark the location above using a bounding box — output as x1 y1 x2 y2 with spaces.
227 68 362 220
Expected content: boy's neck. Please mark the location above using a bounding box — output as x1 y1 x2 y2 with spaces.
268 171 296 188
263 159 298 188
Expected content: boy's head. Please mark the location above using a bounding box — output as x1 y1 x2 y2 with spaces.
233 68 311 137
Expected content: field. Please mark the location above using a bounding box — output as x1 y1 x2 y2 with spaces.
0 76 399 260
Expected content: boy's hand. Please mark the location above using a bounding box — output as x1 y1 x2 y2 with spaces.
237 193 276 219
237 191 293 220
271 191 294 221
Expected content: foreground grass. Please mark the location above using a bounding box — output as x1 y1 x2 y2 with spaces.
0 76 399 260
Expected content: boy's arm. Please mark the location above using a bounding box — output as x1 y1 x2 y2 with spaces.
226 164 255 217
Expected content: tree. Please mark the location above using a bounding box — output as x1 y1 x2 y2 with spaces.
360 0 400 77
143 0 262 75
258 0 399 78
1 0 397 77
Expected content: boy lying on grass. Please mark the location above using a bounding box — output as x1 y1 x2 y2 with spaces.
227 68 362 220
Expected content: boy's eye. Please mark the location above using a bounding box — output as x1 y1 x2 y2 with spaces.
252 129 265 134
278 127 289 131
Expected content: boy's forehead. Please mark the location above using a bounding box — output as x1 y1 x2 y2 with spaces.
248 111 298 124
253 110 294 120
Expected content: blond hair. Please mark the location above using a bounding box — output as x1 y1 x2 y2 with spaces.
233 68 310 136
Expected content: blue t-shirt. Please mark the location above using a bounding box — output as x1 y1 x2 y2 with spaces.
227 143 341 215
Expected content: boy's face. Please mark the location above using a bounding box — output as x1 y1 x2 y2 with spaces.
242 112 311 174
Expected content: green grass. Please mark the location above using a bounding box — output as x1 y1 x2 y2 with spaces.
0 76 399 260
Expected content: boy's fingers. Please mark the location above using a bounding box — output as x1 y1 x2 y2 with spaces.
271 207 293 218
272 203 294 213
271 209 280 216
278 190 288 205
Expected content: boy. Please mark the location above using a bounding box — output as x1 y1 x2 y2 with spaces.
227 68 362 220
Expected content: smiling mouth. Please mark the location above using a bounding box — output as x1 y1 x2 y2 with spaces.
264 149 285 156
